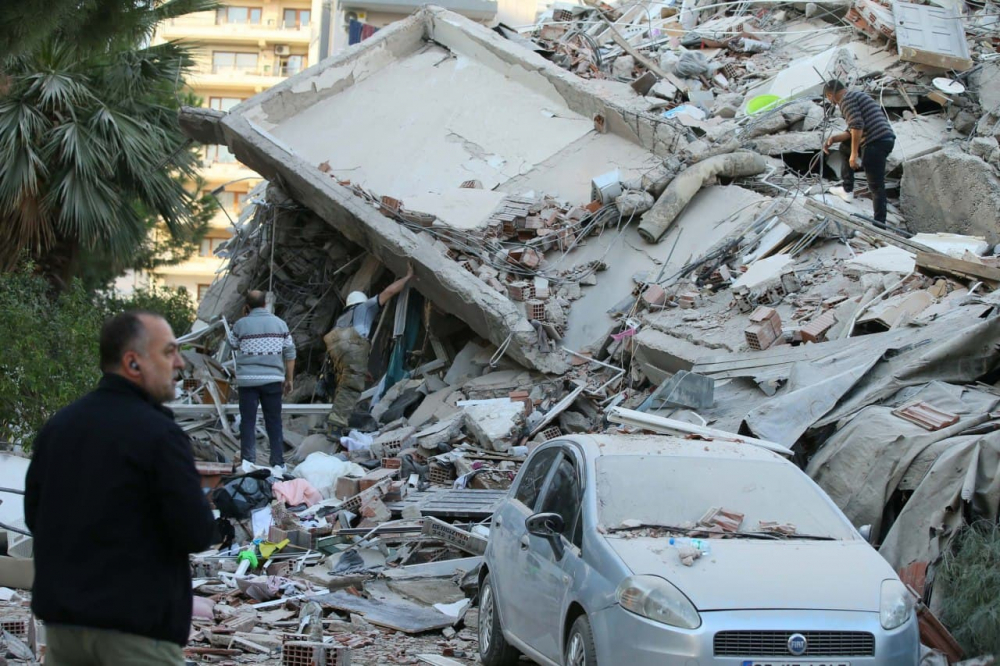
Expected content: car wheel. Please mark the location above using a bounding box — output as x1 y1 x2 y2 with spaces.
564 615 597 666
478 572 520 666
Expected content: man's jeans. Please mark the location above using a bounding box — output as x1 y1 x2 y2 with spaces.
238 382 284 466
839 138 895 224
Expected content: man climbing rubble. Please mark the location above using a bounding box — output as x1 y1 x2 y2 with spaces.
324 263 414 436
822 79 897 227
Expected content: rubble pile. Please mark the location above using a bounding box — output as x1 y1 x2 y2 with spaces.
7 0 1000 662
167 2 1000 660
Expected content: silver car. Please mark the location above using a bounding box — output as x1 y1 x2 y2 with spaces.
478 434 919 666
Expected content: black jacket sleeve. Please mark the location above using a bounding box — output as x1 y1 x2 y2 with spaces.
23 424 48 534
151 425 216 554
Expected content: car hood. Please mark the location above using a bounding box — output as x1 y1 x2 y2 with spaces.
605 536 893 612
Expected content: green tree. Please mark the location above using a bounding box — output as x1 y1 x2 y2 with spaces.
0 0 218 288
0 264 196 449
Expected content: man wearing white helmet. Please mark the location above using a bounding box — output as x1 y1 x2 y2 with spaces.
323 263 414 433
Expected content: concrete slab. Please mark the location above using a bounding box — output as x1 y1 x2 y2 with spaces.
563 185 767 351
846 246 916 274
910 233 989 258
268 45 594 210
888 115 949 172
901 145 1000 242
462 398 525 451
732 255 794 291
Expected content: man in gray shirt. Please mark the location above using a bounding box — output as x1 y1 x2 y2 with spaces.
323 264 414 434
230 290 296 473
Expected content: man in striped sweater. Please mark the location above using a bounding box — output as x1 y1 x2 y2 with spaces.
230 290 296 474
822 79 897 226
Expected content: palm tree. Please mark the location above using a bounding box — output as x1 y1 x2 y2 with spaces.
0 0 218 286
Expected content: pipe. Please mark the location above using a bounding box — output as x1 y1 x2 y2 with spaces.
638 152 769 244
606 406 793 457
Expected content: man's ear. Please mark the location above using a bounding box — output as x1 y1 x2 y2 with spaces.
123 351 142 377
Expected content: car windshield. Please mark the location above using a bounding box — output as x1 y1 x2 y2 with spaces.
596 454 854 540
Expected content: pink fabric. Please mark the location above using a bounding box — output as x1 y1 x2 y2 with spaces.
272 479 322 507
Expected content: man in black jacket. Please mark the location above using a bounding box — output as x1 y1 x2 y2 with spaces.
25 310 216 664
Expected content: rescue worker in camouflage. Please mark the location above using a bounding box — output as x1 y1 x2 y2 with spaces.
324 264 414 433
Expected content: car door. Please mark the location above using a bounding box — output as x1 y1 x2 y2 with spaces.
514 448 585 663
490 446 560 645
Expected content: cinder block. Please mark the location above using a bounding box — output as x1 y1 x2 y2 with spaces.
359 467 399 492
642 285 666 307
800 311 836 343
334 477 360 500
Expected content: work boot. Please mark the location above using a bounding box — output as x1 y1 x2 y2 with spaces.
828 185 854 203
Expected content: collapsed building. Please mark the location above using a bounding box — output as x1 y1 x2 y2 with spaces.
5 1 1000 663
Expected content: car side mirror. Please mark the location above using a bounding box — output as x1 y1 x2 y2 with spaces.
525 512 565 560
859 524 873 544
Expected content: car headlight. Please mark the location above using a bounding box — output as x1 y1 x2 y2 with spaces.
616 575 701 629
880 579 915 630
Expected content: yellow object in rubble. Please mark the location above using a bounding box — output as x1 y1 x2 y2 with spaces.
258 539 290 560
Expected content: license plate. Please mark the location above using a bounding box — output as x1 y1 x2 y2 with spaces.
742 662 851 666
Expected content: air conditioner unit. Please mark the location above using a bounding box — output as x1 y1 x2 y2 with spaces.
274 44 291 56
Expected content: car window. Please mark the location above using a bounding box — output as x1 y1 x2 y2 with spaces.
513 448 559 510
538 454 582 547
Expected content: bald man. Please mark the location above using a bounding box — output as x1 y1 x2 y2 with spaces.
229 291 296 474
26 310 215 664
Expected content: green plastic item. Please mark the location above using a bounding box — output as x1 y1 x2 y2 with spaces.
747 94 783 115
237 549 259 568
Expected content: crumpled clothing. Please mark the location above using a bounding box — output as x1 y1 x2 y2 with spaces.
272 478 323 508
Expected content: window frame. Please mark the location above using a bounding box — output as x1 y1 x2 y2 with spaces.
211 51 259 74
208 97 245 112
216 6 262 24
198 236 228 258
512 447 560 512
278 54 307 77
282 8 311 28
536 449 584 549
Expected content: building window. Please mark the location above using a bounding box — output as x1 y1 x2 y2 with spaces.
197 284 212 301
278 55 306 77
212 51 259 74
283 9 311 28
205 144 237 164
209 97 245 112
216 7 262 24
210 190 250 214
199 237 228 258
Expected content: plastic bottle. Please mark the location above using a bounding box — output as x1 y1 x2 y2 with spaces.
668 537 712 556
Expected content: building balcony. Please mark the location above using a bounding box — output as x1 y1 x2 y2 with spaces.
188 66 296 91
343 0 496 20
157 18 312 45
200 159 260 185
153 255 226 279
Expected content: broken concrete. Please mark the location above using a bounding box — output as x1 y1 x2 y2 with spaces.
638 152 769 243
461 399 525 452
901 146 1000 243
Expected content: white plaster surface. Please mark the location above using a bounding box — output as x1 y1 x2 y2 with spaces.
269 44 594 229
846 246 916 274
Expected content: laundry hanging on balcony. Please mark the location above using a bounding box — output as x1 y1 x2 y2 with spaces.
348 19 379 45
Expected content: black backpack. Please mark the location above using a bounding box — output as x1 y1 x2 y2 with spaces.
211 469 273 520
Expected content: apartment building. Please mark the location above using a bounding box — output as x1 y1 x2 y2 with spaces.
150 1 322 303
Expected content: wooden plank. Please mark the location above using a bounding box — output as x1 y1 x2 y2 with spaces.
915 251 1000 285
308 590 455 633
803 199 935 255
